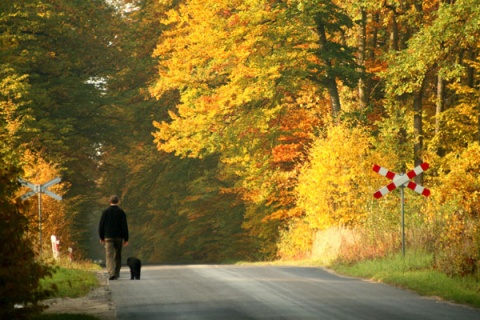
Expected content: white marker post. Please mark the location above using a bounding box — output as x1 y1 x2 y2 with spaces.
18 177 62 255
51 235 60 260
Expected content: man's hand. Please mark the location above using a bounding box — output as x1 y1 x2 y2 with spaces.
100 239 105 244
123 241 128 247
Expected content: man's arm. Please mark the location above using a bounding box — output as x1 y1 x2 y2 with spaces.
98 211 106 242
122 211 129 242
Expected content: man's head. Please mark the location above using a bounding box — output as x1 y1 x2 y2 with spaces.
109 195 119 205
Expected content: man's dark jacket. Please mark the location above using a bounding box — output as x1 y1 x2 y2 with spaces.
98 205 129 241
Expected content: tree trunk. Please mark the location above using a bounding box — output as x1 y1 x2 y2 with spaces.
414 78 426 185
467 49 475 88
389 8 399 51
358 8 368 109
435 73 444 135
370 13 378 61
317 23 341 118
477 93 480 143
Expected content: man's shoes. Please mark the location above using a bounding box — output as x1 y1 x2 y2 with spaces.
109 275 117 280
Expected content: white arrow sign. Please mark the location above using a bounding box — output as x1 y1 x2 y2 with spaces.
43 189 62 201
372 163 430 199
18 177 62 201
41 177 62 191
20 190 37 201
372 163 430 257
18 178 35 190
18 177 62 256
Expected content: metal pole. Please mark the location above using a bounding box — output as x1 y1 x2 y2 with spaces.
38 190 42 256
401 186 405 257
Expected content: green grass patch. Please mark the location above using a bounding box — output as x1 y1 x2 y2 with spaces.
34 261 103 320
41 267 99 299
331 250 480 308
33 314 100 320
40 259 102 299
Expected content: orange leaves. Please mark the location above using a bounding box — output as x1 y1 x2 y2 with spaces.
16 149 72 252
151 0 287 160
272 144 301 164
150 0 326 167
271 101 322 168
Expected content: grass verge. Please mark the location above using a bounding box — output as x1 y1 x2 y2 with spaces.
33 315 99 320
41 267 99 298
33 259 103 320
329 250 480 308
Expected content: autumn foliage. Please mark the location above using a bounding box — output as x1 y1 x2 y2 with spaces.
1 0 480 294
145 0 480 276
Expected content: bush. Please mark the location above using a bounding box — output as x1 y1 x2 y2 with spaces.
277 219 314 260
308 226 401 265
430 144 480 277
0 201 56 319
334 227 400 265
0 158 55 320
434 212 479 277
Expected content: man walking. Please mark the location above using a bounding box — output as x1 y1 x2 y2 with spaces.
98 195 129 280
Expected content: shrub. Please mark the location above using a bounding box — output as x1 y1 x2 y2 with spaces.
0 153 55 318
434 211 479 277
309 226 401 265
430 144 480 277
0 201 55 319
277 219 314 260
334 227 400 265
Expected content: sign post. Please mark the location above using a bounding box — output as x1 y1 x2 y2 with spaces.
18 177 62 255
372 164 430 256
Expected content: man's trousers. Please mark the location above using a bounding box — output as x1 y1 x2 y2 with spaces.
104 238 123 278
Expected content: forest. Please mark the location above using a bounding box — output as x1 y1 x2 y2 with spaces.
1 0 479 296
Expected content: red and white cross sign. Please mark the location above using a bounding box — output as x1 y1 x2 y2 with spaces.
372 163 430 199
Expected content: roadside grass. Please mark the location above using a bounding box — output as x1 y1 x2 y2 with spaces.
33 259 103 320
329 250 480 308
41 266 99 298
33 315 99 320
240 250 480 309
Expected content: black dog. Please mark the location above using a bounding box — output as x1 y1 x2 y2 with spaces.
126 257 142 280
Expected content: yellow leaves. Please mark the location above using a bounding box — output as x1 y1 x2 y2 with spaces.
151 0 290 103
16 149 73 250
150 0 320 163
277 218 314 259
435 143 480 216
152 110 212 158
296 123 374 230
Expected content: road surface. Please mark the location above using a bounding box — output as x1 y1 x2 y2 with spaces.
109 265 480 320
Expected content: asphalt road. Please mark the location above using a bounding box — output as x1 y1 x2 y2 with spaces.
109 265 480 320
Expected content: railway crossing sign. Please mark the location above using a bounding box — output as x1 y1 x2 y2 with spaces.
18 177 62 255
18 177 62 201
372 163 430 199
372 163 430 257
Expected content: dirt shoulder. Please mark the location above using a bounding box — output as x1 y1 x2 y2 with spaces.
42 271 116 320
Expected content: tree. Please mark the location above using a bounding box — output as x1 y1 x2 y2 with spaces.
382 0 480 183
148 0 362 256
0 6 54 311
296 123 375 230
0 177 54 318
290 0 359 117
0 0 126 256
17 150 71 255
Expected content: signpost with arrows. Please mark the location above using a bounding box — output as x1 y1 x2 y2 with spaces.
18 177 62 255
372 163 430 256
